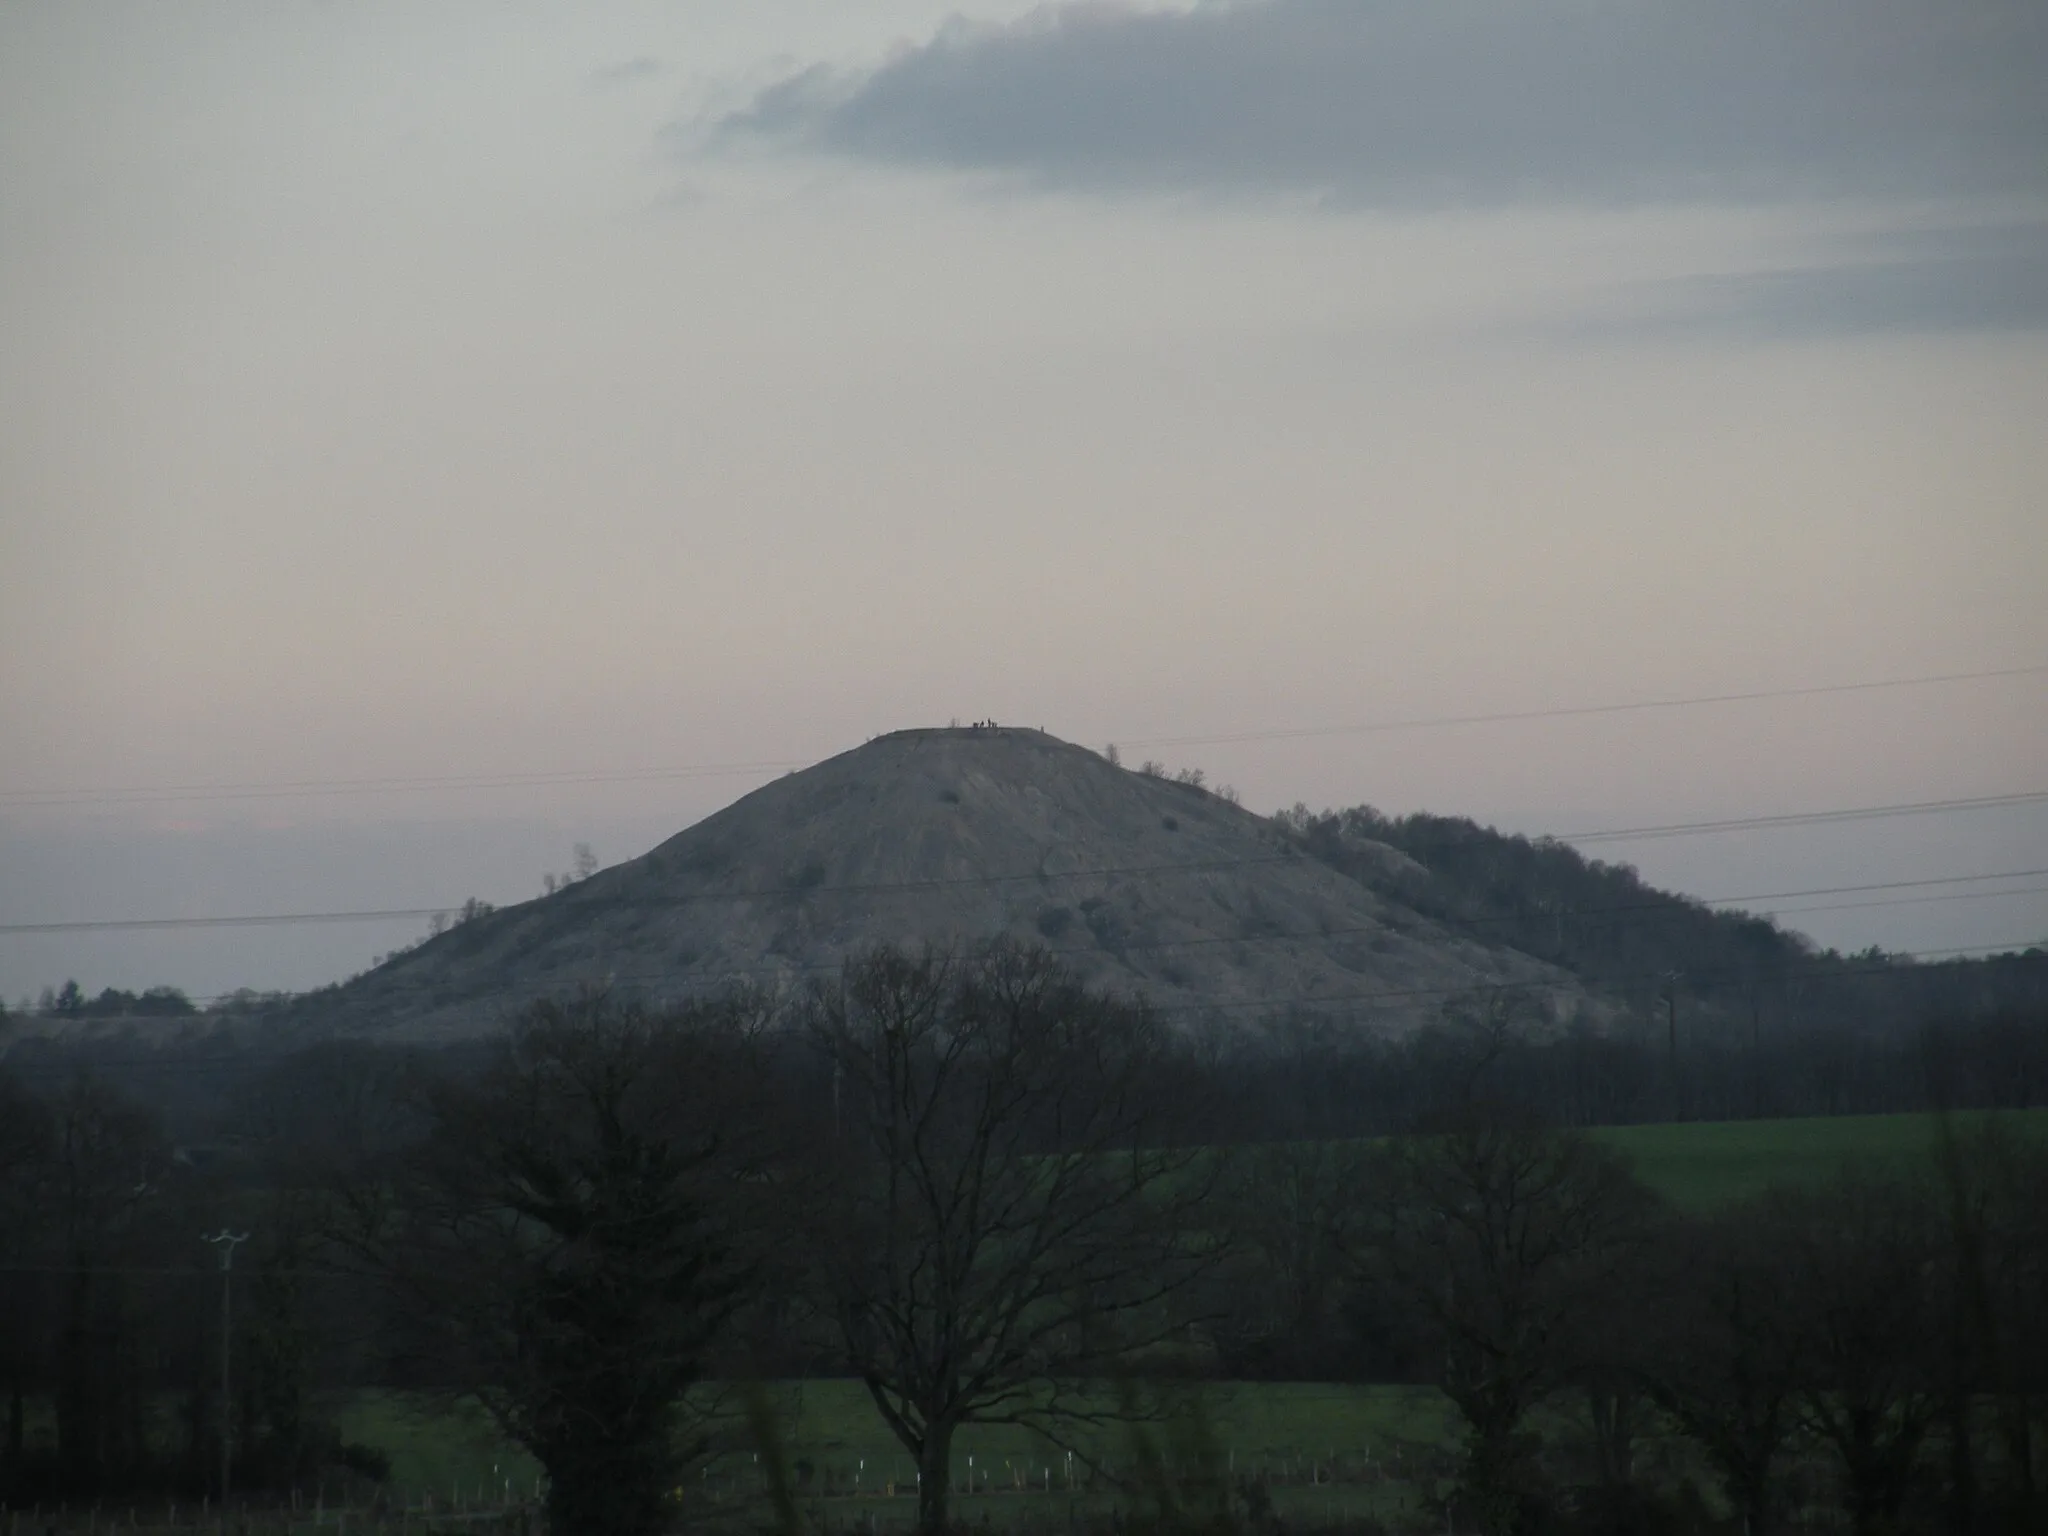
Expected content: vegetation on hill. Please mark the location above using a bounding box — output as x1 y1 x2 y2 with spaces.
25 980 197 1019
1279 804 1798 989
1277 802 2048 1065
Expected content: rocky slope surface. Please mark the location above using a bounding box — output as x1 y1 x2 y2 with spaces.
294 728 1578 1041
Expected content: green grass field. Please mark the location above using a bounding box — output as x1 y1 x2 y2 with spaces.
330 1381 1458 1528
330 1109 2048 1509
331 1381 1459 1499
1591 1106 2048 1209
755 1379 1458 1479
328 1394 542 1504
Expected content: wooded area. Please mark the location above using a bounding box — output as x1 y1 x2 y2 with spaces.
4 941 2046 1534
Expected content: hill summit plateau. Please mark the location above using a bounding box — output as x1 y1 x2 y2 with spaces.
303 727 1575 1041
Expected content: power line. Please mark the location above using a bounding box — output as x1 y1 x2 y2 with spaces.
0 757 809 810
1154 942 2038 1017
0 852 1302 936
1766 885 2048 918
20 862 2048 1019
1561 790 2048 844
1118 663 2048 750
0 879 2007 1016
5 663 2040 810
5 767 2040 1005
0 1264 252 1277
5 788 2042 939
0 906 456 937
0 1263 378 1279
172 864 2048 994
1709 867 2048 903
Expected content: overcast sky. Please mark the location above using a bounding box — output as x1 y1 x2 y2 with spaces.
3 0 2044 1004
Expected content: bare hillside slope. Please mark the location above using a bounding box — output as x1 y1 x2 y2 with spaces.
293 728 1576 1041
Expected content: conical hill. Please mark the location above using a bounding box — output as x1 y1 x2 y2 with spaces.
304 727 1576 1041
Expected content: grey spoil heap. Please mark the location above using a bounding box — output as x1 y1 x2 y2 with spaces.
289 727 1575 1042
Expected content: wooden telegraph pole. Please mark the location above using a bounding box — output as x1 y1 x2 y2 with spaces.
203 1230 250 1507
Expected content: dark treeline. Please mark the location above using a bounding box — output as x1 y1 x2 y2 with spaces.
10 952 2045 1148
2 941 2046 1535
8 982 200 1021
1202 1110 2048 1536
1278 803 2048 1044
1189 976 2048 1142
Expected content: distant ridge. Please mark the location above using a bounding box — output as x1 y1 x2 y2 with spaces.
289 727 1578 1042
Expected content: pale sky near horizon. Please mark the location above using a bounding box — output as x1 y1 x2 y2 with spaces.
2 0 2045 1004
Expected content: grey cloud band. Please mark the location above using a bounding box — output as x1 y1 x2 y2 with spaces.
726 0 2048 206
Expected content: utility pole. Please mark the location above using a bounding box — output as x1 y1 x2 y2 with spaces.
1659 972 1683 1122
1749 987 1763 1120
203 1230 250 1507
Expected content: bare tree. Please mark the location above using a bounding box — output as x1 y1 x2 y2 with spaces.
1409 988 1544 1117
0 1071 48 1245
1778 1172 1944 1536
237 1039 425 1185
1639 1200 1806 1536
1933 1121 2048 1529
334 991 754 1536
0 1071 53 1476
1215 1137 1374 1375
41 1078 176 1492
803 942 1221 1536
1355 1108 1657 1536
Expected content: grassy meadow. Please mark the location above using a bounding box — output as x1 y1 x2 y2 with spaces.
1590 1106 2048 1208
330 1381 1461 1529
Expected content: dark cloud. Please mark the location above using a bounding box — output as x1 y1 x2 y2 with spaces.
1580 222 2048 340
727 0 2048 204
